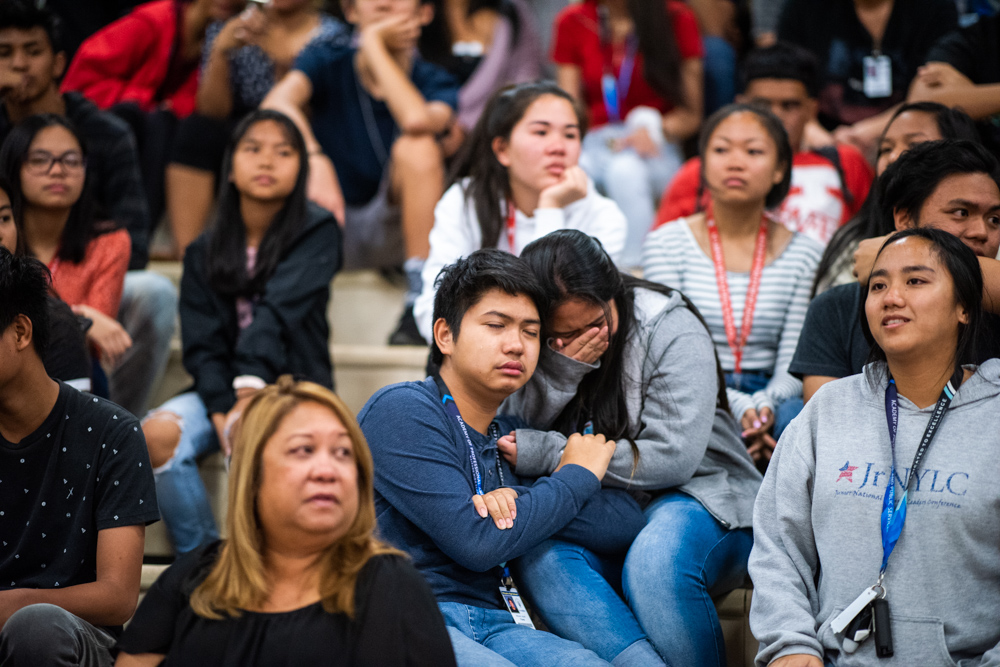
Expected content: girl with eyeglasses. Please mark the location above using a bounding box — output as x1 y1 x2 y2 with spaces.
0 114 133 378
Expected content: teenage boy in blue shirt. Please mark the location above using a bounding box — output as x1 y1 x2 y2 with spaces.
359 250 646 666
263 0 458 346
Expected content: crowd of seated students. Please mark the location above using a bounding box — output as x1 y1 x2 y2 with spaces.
4 0 1000 666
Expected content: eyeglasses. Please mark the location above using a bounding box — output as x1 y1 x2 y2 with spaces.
25 151 86 175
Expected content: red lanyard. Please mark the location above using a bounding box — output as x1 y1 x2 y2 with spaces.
506 202 517 253
706 218 769 374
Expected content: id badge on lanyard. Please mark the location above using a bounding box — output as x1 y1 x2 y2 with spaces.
598 6 636 124
863 52 893 99
831 375 958 657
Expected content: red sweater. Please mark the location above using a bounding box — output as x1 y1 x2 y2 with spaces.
48 229 131 319
61 0 198 118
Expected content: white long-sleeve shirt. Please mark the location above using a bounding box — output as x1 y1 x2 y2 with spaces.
415 178 627 341
642 218 822 420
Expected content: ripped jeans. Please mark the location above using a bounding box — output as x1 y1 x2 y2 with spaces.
144 392 220 554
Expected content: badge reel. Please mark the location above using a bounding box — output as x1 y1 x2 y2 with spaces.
863 53 892 99
500 569 535 628
830 580 893 657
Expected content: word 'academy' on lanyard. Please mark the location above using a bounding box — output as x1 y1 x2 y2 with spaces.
598 5 637 123
831 371 960 658
706 218 768 376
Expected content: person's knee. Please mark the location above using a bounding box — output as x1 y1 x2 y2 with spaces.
391 135 444 175
143 413 182 468
0 604 77 657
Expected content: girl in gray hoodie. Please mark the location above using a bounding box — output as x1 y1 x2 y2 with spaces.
750 227 1000 667
500 229 763 667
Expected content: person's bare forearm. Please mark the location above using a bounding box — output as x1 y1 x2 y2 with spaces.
4 580 138 628
913 83 1000 120
196 47 235 118
359 39 446 135
260 74 324 154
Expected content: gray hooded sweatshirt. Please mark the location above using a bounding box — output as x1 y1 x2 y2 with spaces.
749 359 1000 667
503 287 762 529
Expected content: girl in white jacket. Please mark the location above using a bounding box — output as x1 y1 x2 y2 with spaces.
414 81 627 342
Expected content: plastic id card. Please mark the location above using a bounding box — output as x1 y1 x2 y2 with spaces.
500 587 536 628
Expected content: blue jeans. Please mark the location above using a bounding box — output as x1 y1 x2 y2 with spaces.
438 602 609 667
724 371 804 439
111 270 178 417
515 492 753 667
146 391 220 553
513 542 664 666
580 124 684 267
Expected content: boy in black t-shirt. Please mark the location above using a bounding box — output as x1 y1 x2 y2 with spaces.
0 248 158 667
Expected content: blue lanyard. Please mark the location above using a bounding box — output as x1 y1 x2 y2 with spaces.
434 376 505 496
434 375 514 588
879 377 955 575
598 6 637 123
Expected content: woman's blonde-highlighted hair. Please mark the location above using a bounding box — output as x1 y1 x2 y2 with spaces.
189 375 400 620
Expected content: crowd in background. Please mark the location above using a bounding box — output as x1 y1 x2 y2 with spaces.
3 0 1000 665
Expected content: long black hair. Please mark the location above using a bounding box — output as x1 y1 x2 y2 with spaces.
860 227 983 388
621 0 685 108
697 103 793 211
0 114 108 265
205 109 309 298
812 103 980 295
520 230 729 469
449 82 586 249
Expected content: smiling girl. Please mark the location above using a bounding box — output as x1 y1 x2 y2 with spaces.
414 81 626 343
749 228 1000 666
141 109 341 555
643 103 822 465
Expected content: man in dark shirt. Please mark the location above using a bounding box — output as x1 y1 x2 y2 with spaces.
359 250 645 666
0 248 159 667
0 1 176 417
790 139 1000 400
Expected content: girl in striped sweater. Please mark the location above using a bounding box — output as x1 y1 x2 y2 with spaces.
643 103 822 465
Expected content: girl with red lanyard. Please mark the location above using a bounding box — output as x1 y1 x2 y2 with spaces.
552 0 704 267
413 82 627 343
643 104 823 465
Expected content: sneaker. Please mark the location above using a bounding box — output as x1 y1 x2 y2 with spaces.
389 305 427 346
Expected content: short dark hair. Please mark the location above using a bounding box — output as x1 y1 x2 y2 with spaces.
860 227 984 385
880 139 1000 227
0 0 62 53
0 246 50 358
741 42 820 98
430 249 544 365
698 103 793 210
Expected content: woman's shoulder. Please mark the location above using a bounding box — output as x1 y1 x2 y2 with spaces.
645 215 699 254
354 553 430 606
85 226 131 259
778 228 825 267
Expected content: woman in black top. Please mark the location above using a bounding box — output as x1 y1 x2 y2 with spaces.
117 376 456 667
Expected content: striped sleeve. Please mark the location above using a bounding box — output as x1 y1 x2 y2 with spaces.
642 220 823 420
755 236 824 413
